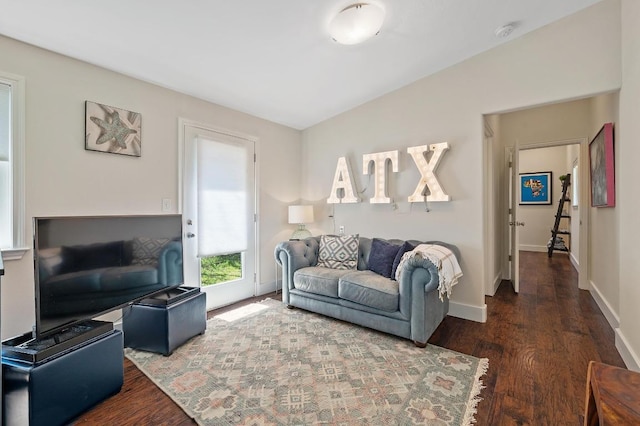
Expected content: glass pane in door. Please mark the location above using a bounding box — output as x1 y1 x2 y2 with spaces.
200 252 243 286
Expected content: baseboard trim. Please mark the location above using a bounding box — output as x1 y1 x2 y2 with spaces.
519 245 547 253
615 328 640 372
569 252 579 271
449 301 487 323
589 280 620 329
258 279 279 296
486 273 502 296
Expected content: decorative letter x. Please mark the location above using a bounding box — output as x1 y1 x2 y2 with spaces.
407 142 451 202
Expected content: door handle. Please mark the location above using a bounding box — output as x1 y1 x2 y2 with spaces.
186 232 196 238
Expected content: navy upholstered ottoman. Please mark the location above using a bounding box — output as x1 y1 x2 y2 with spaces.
123 287 206 356
2 329 124 426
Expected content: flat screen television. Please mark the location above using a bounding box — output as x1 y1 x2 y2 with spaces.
33 214 184 339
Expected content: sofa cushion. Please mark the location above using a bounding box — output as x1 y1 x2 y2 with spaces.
317 234 359 270
368 238 401 278
338 270 399 312
391 241 416 280
45 269 105 295
100 265 159 291
294 266 351 298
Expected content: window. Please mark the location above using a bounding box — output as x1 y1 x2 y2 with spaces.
0 72 26 259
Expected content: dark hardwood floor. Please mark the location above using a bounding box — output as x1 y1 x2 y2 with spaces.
75 251 624 425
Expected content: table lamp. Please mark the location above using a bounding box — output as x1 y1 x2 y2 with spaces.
288 205 314 240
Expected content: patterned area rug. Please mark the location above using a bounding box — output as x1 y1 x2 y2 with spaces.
125 298 488 425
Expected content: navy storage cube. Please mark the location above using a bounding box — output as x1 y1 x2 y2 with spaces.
2 330 124 426
123 287 206 355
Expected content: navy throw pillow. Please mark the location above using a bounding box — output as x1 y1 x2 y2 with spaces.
391 241 416 280
368 238 401 279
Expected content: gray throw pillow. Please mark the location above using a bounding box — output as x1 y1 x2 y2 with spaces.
317 234 359 270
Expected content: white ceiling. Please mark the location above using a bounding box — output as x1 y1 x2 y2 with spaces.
0 0 602 130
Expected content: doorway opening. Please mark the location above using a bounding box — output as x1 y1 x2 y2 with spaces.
483 96 600 296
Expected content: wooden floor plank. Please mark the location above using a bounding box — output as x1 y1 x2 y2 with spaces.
76 251 625 425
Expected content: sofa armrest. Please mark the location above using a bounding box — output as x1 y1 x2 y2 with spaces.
398 255 440 294
274 237 320 303
397 255 449 345
157 241 183 285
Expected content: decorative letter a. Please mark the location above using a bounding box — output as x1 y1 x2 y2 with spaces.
327 157 360 204
407 142 451 202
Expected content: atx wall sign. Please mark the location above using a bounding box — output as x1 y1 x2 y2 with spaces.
327 142 451 204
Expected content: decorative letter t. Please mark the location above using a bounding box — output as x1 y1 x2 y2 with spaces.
362 150 398 203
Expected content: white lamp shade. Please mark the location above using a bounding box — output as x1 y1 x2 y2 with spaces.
288 205 314 224
329 3 385 45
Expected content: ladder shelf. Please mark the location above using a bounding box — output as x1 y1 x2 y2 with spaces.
548 174 571 257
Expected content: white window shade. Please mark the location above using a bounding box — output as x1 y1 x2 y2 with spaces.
196 136 248 257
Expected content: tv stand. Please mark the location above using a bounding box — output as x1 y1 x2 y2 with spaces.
2 319 113 364
2 324 123 426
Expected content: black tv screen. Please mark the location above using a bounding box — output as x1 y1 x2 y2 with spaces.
34 215 184 338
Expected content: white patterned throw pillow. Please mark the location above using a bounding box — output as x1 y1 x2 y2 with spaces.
132 236 171 266
317 234 359 270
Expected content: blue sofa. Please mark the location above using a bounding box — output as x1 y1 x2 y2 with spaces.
274 236 460 347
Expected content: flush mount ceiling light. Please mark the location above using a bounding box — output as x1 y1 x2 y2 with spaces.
329 3 385 45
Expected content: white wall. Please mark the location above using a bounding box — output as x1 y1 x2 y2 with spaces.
588 93 620 322
617 0 640 370
302 0 621 322
0 35 302 339
518 146 571 252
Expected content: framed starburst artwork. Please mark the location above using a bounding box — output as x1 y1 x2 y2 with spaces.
85 101 141 157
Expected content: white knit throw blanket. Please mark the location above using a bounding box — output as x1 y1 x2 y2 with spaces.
395 244 463 300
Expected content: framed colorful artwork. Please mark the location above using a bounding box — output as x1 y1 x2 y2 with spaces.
589 122 615 207
520 171 552 205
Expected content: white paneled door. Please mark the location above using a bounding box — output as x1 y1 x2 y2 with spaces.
181 121 256 310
